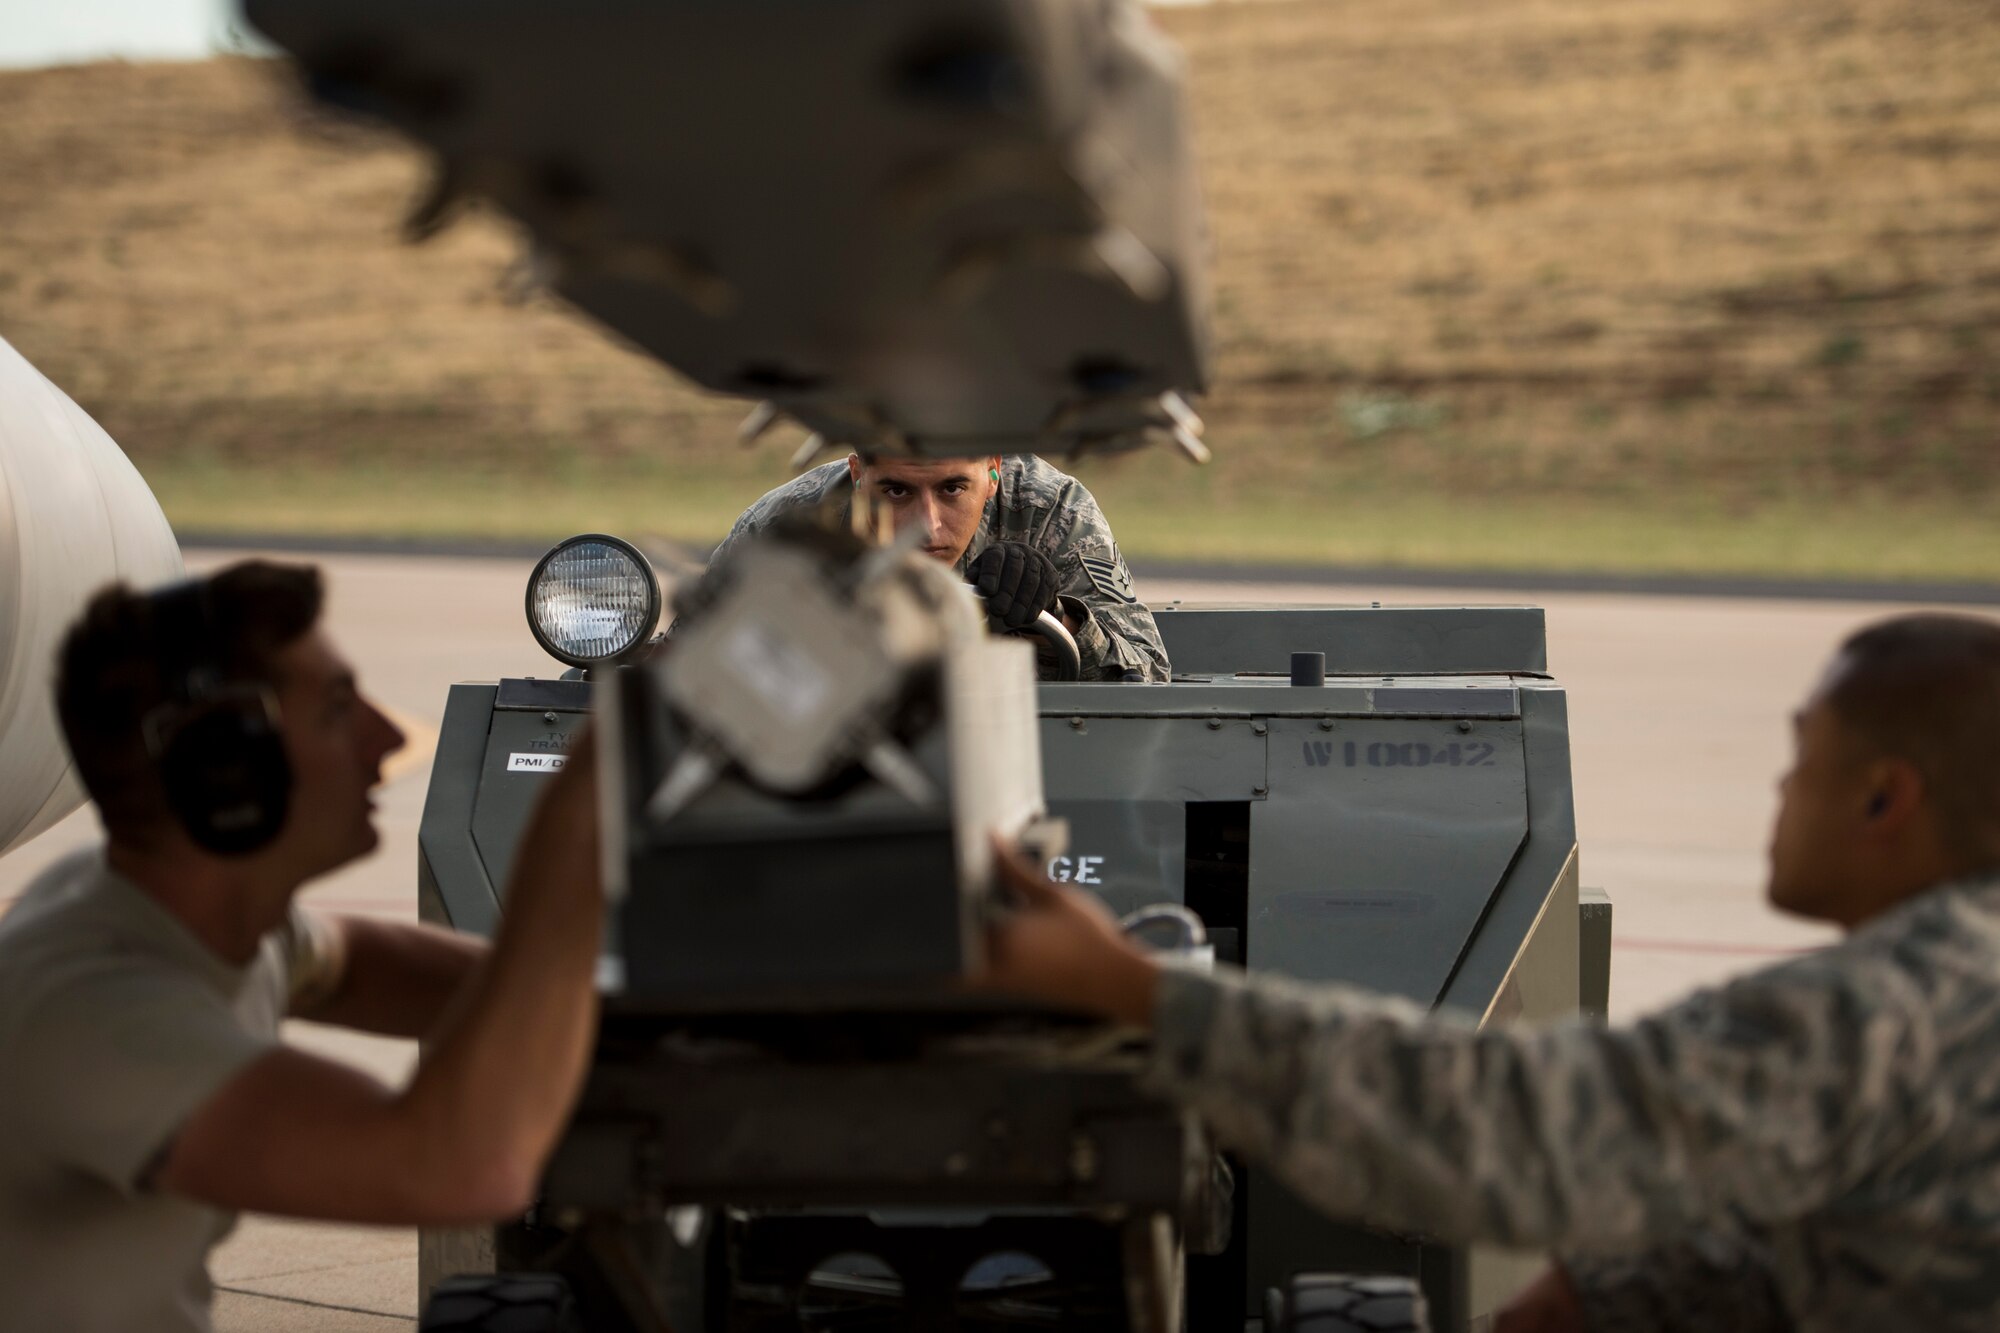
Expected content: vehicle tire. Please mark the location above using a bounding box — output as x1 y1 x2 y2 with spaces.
420 1273 582 1333
1268 1273 1430 1333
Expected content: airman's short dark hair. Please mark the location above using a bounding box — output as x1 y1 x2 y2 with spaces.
54 561 323 843
1826 613 2000 871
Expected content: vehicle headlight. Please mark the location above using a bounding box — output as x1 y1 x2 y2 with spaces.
526 534 661 668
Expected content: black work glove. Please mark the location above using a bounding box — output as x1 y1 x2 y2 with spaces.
969 541 1063 632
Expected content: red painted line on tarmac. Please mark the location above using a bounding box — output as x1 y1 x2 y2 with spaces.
1613 936 1818 958
302 897 414 908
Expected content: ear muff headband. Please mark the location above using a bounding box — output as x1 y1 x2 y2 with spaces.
143 581 294 856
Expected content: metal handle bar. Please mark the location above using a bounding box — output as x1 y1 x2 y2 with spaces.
959 582 1080 682
1030 609 1082 683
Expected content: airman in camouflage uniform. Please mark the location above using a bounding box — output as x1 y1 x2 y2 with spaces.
710 455 1169 682
980 612 2000 1332
1145 874 2000 1331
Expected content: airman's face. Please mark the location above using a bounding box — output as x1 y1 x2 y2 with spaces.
848 455 1000 567
268 630 406 881
1766 662 1884 925
1768 701 1852 919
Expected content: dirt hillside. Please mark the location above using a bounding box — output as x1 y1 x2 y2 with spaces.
1 0 1995 504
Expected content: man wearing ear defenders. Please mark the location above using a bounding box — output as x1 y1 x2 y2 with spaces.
0 561 604 1333
976 612 2000 1333
712 452 1170 682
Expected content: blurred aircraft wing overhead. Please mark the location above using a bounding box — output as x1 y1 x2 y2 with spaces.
243 0 1213 462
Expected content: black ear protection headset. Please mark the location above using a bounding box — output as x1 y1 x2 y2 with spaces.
140 580 293 856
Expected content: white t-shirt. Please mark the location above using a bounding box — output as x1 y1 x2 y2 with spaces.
0 846 304 1333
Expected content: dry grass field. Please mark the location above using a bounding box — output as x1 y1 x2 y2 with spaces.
1 0 1996 574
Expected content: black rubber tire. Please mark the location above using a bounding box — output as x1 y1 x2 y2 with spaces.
420 1273 583 1333
1270 1273 1430 1333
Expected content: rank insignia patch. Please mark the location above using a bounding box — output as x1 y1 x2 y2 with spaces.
1080 552 1138 604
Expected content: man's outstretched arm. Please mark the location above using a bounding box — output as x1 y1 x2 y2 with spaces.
1491 1235 1789 1333
287 912 487 1040
976 851 1937 1254
152 728 604 1225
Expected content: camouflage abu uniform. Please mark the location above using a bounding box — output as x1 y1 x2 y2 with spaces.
1145 872 2000 1332
711 456 1169 682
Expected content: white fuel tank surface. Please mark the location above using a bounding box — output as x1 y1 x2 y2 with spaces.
0 335 183 858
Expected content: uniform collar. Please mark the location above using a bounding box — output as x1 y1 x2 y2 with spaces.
956 457 1016 576
958 499 999 577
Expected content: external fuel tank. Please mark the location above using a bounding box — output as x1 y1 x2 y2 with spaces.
0 335 183 857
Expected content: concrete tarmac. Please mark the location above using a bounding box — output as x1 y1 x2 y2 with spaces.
3 546 1976 1330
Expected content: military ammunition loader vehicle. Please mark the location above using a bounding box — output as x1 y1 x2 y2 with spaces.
238 0 1613 1327
398 520 1604 1333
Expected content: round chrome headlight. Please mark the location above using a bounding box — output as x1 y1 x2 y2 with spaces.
525 534 661 668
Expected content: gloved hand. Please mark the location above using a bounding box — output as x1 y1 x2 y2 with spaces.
968 541 1063 632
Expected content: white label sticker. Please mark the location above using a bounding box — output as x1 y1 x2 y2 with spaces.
508 752 569 773
1047 854 1106 885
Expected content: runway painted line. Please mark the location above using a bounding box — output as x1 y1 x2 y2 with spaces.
379 704 438 786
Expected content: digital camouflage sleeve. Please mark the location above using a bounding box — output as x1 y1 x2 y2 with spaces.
1559 1233 1790 1333
1143 874 2000 1332
708 457 1169 682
